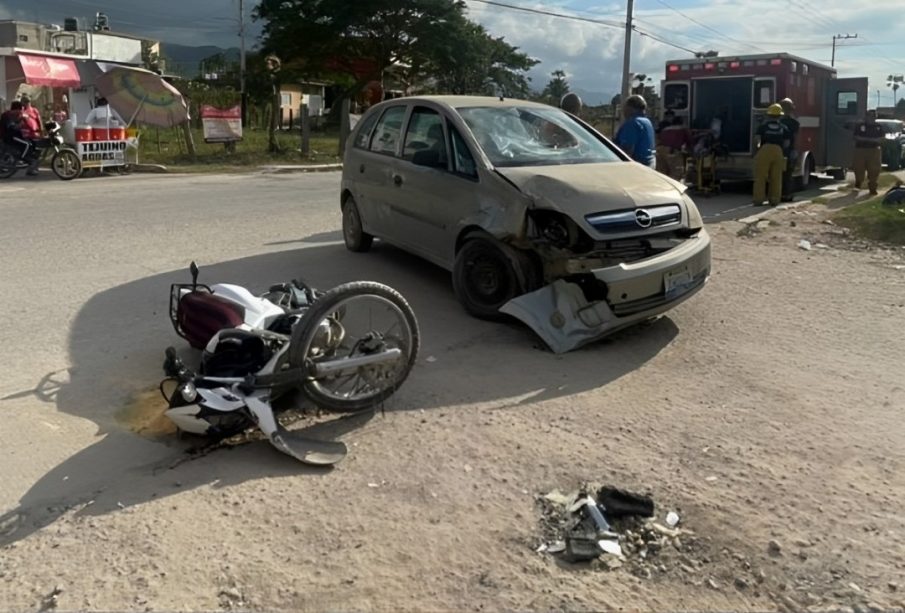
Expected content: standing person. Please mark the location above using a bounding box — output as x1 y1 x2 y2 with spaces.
85 97 125 126
752 104 790 206
19 95 41 136
779 98 800 202
615 94 656 168
559 92 582 117
656 109 675 134
853 109 884 196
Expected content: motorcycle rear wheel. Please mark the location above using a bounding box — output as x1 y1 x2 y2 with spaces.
51 149 82 181
0 151 18 179
288 282 420 413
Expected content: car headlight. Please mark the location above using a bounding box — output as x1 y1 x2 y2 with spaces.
179 382 198 403
682 193 704 231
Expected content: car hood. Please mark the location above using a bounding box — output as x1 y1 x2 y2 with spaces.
496 162 686 217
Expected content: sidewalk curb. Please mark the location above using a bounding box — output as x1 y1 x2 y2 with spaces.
738 183 859 224
258 163 343 174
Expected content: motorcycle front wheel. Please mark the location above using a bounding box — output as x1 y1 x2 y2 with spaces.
289 281 420 413
0 151 18 179
51 149 82 181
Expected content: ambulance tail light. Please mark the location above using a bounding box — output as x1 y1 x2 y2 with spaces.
704 63 715 70
770 58 782 66
668 64 679 73
730 61 740 69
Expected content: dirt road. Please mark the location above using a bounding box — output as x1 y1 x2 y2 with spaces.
1 175 904 611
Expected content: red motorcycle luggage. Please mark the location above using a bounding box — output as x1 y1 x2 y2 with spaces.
177 292 245 349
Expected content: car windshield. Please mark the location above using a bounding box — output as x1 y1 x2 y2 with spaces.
878 120 903 134
456 106 621 167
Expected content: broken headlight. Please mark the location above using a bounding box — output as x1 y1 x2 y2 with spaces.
528 210 593 252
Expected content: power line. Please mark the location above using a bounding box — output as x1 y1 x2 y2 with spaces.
632 25 698 55
465 0 623 28
652 0 765 53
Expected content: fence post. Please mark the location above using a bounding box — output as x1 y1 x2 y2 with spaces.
289 107 294 131
300 103 310 156
339 97 351 157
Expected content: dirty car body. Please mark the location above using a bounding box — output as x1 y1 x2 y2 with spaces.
340 96 711 352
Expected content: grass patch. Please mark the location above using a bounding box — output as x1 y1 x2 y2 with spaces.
133 127 341 171
845 172 903 191
833 195 905 245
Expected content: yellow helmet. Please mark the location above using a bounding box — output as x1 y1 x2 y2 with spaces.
767 103 784 117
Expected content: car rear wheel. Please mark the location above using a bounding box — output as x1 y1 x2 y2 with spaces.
342 196 373 253
453 236 536 320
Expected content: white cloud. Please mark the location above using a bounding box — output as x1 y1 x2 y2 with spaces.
466 0 905 107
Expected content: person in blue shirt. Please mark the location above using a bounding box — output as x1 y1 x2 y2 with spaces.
615 95 656 168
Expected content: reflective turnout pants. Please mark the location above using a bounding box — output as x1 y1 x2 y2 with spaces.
853 147 881 192
753 143 784 205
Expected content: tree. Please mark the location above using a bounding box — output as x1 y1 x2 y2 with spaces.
888 74 904 107
423 19 537 97
254 0 537 106
542 70 569 104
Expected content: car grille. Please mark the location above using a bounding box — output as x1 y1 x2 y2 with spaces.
585 204 682 234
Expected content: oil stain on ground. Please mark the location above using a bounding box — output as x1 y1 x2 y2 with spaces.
116 386 178 440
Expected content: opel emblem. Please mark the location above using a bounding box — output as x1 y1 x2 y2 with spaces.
635 209 652 228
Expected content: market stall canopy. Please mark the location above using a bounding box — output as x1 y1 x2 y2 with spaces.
7 53 81 88
95 66 188 128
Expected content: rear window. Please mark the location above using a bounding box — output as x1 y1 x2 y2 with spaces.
455 106 620 168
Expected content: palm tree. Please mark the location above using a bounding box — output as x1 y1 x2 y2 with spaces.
888 74 904 107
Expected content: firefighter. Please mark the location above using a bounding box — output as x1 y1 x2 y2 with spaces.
853 109 884 195
779 98 800 202
753 103 790 206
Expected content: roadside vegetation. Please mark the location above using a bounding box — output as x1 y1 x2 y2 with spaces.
834 174 905 245
133 127 341 171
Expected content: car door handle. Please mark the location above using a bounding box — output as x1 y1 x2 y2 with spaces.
393 174 403 186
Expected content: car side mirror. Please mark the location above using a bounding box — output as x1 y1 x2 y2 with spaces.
189 261 199 287
412 149 444 169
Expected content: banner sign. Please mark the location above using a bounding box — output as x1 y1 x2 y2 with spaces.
201 105 243 143
77 140 127 168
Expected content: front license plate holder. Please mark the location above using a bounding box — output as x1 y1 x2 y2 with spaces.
664 267 692 297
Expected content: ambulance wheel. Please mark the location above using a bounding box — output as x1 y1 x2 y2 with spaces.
51 149 82 180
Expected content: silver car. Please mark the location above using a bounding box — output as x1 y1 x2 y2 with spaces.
341 96 711 352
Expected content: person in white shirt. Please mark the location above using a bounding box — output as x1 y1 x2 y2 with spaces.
85 97 124 126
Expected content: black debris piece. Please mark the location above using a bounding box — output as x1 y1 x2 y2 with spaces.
596 486 655 519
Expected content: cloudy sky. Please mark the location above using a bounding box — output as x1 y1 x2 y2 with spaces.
3 0 903 106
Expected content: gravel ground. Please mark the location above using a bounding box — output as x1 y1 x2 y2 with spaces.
1 189 904 611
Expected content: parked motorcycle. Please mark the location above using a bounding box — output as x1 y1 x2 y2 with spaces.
160 262 420 465
0 121 82 180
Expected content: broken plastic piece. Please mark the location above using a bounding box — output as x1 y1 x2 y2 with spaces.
598 539 624 558
798 239 811 251
596 486 655 519
570 494 611 534
565 535 601 562
666 511 680 527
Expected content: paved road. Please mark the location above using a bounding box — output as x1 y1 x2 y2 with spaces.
0 167 836 518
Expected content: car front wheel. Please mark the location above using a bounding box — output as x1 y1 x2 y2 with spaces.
342 196 373 253
453 236 534 319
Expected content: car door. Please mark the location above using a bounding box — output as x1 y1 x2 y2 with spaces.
350 103 409 241
387 105 481 268
823 77 867 168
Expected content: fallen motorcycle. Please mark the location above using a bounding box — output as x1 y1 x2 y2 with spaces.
0 121 82 180
161 262 420 465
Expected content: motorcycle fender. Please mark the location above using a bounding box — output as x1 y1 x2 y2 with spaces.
197 387 246 412
500 279 615 354
245 395 279 437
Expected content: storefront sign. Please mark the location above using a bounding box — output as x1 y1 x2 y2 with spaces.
77 140 127 167
201 105 242 143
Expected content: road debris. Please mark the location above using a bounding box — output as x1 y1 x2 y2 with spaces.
798 239 812 251
666 511 680 527
535 485 699 577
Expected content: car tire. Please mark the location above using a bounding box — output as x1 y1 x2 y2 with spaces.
453 236 535 320
342 196 373 253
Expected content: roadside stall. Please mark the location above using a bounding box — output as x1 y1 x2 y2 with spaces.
69 64 188 174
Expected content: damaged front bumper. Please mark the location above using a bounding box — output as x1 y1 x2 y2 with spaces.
500 230 712 353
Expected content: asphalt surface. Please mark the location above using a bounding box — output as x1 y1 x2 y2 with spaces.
0 166 835 514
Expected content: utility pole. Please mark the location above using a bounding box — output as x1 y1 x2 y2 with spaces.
877 90 881 108
239 0 247 126
831 33 857 68
620 0 634 114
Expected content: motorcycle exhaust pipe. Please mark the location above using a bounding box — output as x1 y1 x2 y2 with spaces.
313 348 403 377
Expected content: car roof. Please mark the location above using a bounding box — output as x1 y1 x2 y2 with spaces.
381 95 554 110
